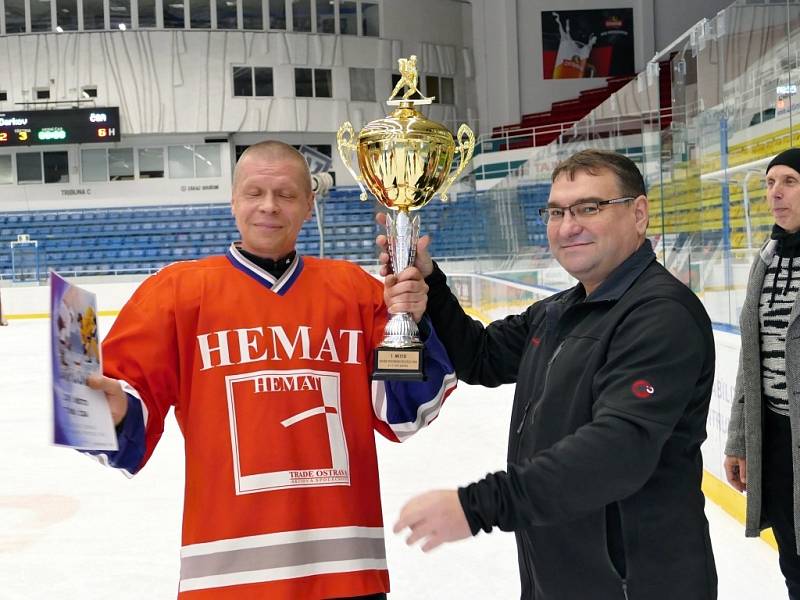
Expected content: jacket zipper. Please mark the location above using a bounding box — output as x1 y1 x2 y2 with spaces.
515 340 565 434
529 340 565 426
515 402 531 434
622 579 629 600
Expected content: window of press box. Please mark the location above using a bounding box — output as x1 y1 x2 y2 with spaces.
109 0 131 29
295 68 332 97
314 69 332 98
339 0 356 34
81 149 108 182
232 67 273 97
0 156 12 184
191 0 212 28
163 0 185 28
57 0 79 30
5 0 26 33
168 145 221 178
36 89 50 100
138 0 157 27
109 148 135 181
17 153 42 184
316 0 334 33
139 148 164 178
350 68 375 102
195 145 221 178
242 0 262 29
18 152 68 184
82 87 98 99
269 0 286 29
424 76 454 104
441 77 454 104
295 68 313 97
362 1 379 37
30 0 52 32
255 68 274 96
217 0 238 29
0 92 7 102
44 152 69 183
292 0 311 32
83 0 105 30
233 67 254 96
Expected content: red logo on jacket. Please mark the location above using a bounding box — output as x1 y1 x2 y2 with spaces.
631 379 655 398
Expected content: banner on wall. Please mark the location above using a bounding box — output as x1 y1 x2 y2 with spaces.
541 9 635 79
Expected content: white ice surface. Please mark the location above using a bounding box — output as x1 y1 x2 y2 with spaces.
0 318 787 599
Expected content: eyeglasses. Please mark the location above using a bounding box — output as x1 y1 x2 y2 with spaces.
538 196 635 224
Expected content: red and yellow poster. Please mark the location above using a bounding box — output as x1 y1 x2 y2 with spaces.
542 9 635 79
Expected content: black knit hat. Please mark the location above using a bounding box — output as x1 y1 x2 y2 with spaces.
767 148 800 175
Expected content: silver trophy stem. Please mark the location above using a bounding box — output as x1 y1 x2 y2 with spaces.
384 211 422 347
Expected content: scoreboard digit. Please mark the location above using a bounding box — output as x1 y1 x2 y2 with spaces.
0 107 121 147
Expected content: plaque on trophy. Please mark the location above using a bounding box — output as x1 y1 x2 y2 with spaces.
337 55 475 381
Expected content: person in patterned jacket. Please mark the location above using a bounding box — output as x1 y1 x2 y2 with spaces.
726 148 800 600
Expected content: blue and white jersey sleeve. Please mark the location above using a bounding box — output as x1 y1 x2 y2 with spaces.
372 317 457 442
81 387 146 476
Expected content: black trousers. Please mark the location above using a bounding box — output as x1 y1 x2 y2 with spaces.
330 595 387 599
764 409 800 600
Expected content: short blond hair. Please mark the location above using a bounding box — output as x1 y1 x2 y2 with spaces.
233 141 311 194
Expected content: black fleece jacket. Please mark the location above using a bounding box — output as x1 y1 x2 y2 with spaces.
424 240 717 600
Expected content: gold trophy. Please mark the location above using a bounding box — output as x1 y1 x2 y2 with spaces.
337 55 475 380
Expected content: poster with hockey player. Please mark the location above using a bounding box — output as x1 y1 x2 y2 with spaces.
542 9 635 79
50 272 118 450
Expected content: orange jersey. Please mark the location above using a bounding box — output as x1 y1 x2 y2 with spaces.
98 245 456 599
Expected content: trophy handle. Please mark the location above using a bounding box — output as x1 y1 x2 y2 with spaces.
439 124 476 202
336 122 369 201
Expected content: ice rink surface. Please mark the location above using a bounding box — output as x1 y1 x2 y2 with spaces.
0 317 788 599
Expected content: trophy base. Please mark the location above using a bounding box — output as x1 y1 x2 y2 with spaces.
372 346 425 381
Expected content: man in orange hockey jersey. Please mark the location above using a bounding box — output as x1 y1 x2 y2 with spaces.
85 141 456 599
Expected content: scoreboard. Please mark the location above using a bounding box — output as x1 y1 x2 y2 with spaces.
0 107 121 146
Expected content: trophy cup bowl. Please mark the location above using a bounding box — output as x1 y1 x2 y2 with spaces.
337 57 475 380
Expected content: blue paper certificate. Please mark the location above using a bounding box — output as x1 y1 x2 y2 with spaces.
51 272 118 451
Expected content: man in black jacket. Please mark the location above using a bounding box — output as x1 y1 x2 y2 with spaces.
384 149 717 599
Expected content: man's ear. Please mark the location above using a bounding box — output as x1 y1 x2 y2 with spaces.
306 193 315 220
634 195 649 234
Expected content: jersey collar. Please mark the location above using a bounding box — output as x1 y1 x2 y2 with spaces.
225 242 304 296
